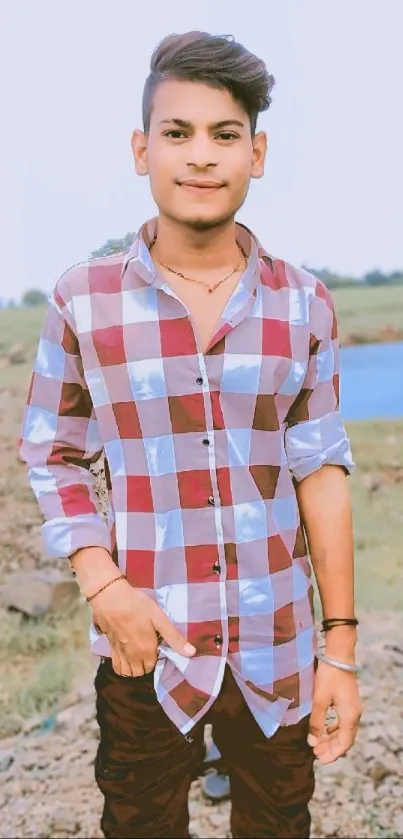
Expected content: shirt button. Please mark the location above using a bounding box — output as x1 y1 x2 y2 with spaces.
196 377 203 385
207 495 215 506
213 562 221 574
214 634 223 647
202 438 210 446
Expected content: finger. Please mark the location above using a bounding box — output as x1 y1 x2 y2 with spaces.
143 658 157 674
113 649 143 678
314 729 354 762
308 703 328 746
111 650 130 677
153 610 196 657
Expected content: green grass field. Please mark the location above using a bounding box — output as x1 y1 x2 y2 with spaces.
332 284 403 343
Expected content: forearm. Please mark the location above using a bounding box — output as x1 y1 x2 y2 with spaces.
295 464 357 661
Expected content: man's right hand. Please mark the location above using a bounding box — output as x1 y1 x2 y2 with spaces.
92 580 196 677
69 546 196 677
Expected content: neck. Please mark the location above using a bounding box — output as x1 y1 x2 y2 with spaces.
150 215 240 271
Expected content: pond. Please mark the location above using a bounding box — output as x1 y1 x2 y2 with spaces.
340 342 403 420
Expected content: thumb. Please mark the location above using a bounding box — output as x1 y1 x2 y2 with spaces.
308 702 327 746
153 611 196 657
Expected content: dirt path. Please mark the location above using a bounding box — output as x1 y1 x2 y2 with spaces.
1 609 402 839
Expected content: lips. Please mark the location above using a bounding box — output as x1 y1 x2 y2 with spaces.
180 180 223 188
178 179 224 193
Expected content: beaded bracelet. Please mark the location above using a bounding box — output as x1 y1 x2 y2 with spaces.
85 573 126 604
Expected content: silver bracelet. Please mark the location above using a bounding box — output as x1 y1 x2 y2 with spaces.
316 652 361 673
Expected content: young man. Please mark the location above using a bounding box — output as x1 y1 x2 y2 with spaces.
20 32 362 839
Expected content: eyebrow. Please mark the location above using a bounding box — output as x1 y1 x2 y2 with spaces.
159 118 245 129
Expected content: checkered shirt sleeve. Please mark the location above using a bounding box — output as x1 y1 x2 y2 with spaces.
18 290 111 559
284 281 355 481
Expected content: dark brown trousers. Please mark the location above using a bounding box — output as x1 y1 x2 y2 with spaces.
94 658 315 838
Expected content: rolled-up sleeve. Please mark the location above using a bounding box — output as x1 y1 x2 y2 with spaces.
284 281 355 482
19 288 111 559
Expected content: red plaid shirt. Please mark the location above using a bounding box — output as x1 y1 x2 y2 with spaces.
19 218 354 737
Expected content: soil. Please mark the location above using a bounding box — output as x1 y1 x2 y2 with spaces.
0 611 402 839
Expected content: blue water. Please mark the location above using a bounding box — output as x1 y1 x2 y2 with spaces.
340 342 403 420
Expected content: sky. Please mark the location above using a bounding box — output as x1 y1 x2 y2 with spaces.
1 0 403 301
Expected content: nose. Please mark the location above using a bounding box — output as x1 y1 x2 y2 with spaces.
186 132 218 170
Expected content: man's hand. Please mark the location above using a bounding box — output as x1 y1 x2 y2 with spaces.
307 661 363 764
92 581 196 677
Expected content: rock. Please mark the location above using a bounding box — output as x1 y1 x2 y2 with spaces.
49 805 80 834
57 690 81 711
0 750 14 772
370 760 391 785
317 757 356 779
363 740 385 761
361 782 374 804
56 701 95 731
1 569 80 616
393 812 403 834
321 817 339 836
7 342 28 365
362 472 383 493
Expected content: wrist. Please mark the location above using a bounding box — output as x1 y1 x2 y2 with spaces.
69 547 120 600
324 624 357 661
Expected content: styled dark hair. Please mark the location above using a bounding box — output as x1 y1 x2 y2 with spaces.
142 31 275 136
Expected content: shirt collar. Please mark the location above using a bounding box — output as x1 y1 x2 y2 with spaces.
122 217 273 282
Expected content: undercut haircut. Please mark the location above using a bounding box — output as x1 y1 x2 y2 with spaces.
142 31 275 136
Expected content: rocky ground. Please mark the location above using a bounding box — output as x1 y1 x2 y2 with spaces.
0 609 402 839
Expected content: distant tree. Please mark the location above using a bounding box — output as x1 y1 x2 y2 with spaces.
22 289 48 306
90 233 134 259
363 270 389 286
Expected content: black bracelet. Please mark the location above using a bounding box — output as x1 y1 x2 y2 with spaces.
321 617 358 632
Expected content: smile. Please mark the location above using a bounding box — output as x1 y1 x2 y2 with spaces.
178 180 224 194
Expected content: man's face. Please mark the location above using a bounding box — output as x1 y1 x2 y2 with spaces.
132 79 267 230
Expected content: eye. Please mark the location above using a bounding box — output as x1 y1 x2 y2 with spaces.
163 130 187 139
216 132 239 141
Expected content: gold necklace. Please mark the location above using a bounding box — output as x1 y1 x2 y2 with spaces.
149 240 246 294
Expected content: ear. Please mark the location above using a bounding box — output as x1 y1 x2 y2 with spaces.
250 131 267 179
131 129 149 176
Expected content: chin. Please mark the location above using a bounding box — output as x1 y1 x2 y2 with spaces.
180 212 236 232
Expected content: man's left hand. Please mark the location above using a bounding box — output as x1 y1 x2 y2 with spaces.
307 661 363 764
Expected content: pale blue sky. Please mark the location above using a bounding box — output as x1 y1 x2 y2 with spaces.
2 0 403 300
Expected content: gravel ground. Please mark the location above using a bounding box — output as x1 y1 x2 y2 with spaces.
1 609 403 839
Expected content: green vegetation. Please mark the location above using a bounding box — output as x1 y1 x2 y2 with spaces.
332 284 403 344
0 602 93 737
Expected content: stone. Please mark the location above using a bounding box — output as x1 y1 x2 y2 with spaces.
0 750 14 773
1 569 80 616
393 813 403 834
321 817 339 836
49 805 80 834
370 760 391 785
363 740 385 761
7 342 28 365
